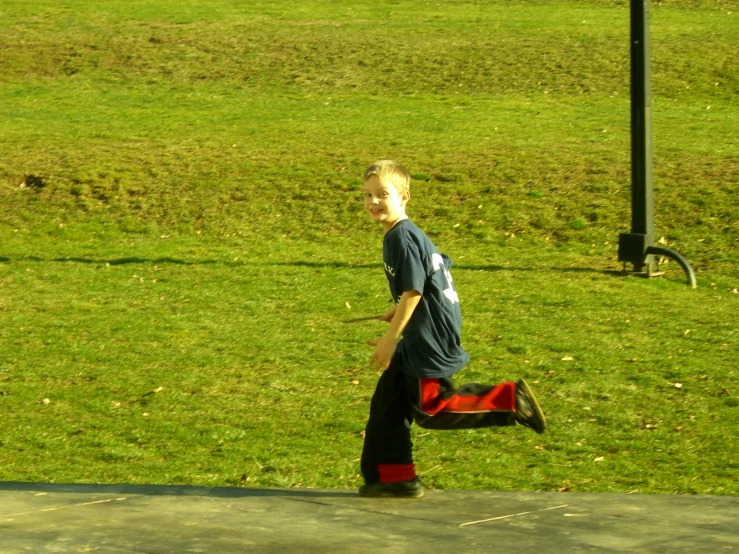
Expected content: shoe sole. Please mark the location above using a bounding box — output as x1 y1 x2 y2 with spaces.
359 491 424 498
518 379 547 434
358 487 424 499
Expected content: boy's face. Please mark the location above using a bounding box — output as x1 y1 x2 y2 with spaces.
363 175 409 232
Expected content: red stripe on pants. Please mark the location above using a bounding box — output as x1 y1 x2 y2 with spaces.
378 464 417 483
419 379 516 415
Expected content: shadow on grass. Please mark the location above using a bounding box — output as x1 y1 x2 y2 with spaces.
0 481 352 499
2 256 620 276
11 256 216 266
456 264 623 278
3 256 380 270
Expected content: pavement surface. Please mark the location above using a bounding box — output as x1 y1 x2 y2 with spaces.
0 482 737 553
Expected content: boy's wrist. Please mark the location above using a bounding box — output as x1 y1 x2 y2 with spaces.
384 330 401 342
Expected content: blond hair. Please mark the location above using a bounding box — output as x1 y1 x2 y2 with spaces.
363 160 411 196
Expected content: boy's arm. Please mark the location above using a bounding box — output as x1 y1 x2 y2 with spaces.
368 290 422 371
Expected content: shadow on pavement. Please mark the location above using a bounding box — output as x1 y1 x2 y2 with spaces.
0 481 351 499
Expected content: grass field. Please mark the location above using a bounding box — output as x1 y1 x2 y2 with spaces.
1 0 737 495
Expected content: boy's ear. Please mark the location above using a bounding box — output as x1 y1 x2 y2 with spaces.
402 190 410 204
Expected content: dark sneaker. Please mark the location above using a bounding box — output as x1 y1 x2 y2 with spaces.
515 379 547 434
358 478 424 498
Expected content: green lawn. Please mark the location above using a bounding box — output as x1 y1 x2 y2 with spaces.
1 0 737 495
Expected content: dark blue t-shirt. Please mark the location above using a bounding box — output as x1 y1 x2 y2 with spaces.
383 219 469 378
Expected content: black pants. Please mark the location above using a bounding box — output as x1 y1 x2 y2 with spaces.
360 357 517 485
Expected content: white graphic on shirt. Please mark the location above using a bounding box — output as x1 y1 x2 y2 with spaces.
431 253 459 304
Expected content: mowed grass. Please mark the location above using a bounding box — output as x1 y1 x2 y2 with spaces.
0 0 737 494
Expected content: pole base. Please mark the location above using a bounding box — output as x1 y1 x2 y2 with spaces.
621 264 665 278
618 232 654 266
618 245 697 288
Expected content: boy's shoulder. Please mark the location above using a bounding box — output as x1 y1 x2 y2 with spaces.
384 219 438 257
385 219 430 243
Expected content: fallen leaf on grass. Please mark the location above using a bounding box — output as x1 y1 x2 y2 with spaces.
594 457 605 462
561 356 574 361
40 398 50 405
674 383 683 389
359 430 366 439
534 445 546 450
345 302 352 309
642 424 658 431
138 387 164 401
557 479 571 492
350 380 360 385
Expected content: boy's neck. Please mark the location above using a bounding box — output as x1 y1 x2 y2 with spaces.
383 215 408 233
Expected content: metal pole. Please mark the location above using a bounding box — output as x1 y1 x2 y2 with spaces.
630 0 653 271
618 0 654 272
617 0 696 287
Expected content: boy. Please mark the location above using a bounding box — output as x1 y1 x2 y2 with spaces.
359 160 546 499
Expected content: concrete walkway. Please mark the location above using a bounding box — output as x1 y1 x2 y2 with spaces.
0 482 736 553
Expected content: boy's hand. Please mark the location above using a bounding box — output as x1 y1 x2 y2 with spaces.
379 306 396 323
366 290 420 371
367 333 398 371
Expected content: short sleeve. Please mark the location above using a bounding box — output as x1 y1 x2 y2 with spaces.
391 232 427 295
